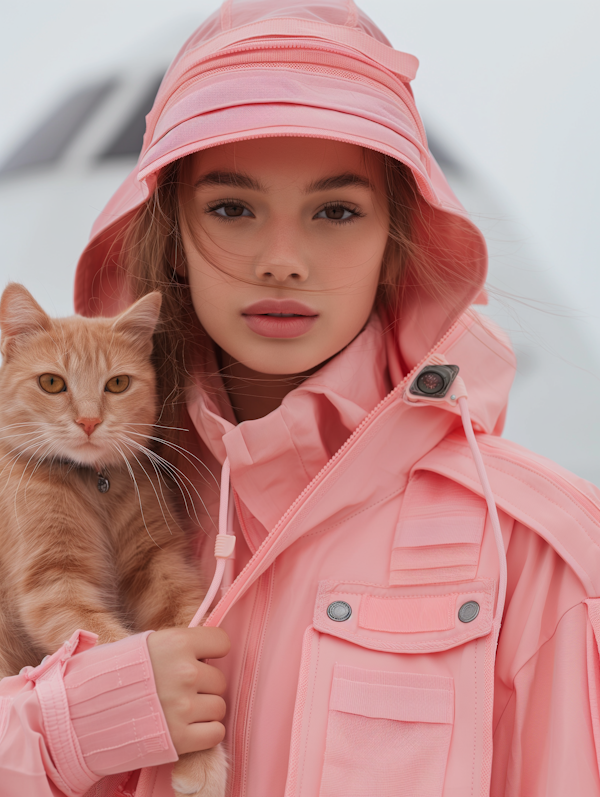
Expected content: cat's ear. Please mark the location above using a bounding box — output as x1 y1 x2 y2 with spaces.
0 283 51 358
111 292 162 346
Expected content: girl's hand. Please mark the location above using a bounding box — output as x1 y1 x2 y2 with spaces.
147 627 230 755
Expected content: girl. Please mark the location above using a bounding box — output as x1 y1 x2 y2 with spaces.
3 1 600 796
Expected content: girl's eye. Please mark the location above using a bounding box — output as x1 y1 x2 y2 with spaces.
39 374 66 393
211 203 252 219
105 375 130 394
314 205 358 222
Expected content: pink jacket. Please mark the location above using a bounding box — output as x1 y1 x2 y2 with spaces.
3 2 600 796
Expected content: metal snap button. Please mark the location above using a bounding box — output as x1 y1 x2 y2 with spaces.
327 601 352 622
458 600 480 623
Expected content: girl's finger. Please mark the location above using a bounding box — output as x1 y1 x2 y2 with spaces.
188 626 231 660
189 693 226 724
177 720 226 755
195 660 227 695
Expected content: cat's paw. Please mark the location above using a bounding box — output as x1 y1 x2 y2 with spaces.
171 745 228 797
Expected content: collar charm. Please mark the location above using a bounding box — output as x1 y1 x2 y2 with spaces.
97 472 110 493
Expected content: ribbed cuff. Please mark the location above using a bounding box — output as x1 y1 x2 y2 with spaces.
63 632 178 777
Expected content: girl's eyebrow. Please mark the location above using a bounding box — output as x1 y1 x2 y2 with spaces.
194 170 373 193
194 171 263 190
304 173 374 193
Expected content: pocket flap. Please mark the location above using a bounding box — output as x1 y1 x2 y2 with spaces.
314 580 494 653
330 665 454 724
391 471 487 585
360 594 455 633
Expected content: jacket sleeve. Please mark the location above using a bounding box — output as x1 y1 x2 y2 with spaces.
0 630 177 797
491 523 600 796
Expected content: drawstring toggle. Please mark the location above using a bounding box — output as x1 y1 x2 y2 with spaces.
405 355 466 405
214 534 236 559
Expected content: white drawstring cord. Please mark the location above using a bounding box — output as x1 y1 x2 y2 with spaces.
457 396 507 626
221 488 236 596
136 461 236 797
189 458 236 628
407 357 508 627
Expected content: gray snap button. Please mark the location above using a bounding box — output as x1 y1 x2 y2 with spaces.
327 601 352 622
458 601 480 623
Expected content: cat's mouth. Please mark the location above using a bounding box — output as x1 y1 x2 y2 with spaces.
70 435 118 468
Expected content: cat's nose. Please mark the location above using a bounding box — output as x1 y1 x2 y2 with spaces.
75 417 102 437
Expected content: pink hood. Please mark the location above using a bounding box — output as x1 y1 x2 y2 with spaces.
73 0 500 416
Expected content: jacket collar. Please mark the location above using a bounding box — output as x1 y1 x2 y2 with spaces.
187 315 390 534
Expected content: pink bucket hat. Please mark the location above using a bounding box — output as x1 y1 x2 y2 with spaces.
74 0 487 365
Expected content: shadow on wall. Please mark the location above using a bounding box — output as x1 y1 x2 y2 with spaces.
0 76 162 175
0 75 460 174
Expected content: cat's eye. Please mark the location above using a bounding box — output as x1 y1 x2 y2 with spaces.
39 374 66 393
105 375 130 394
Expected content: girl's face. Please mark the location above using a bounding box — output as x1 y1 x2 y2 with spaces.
181 137 390 375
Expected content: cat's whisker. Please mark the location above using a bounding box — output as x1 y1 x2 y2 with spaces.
119 436 209 527
0 434 53 490
145 453 210 529
136 453 183 532
23 444 55 504
25 439 62 498
117 439 180 536
123 431 219 489
114 443 164 550
122 423 191 432
0 422 43 429
14 441 52 522
122 427 210 468
0 421 39 425
0 430 55 442
119 436 202 527
124 440 176 500
47 448 62 478
0 450 28 486
120 435 194 494
0 432 50 456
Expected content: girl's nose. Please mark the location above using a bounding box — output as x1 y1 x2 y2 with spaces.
255 261 308 282
254 232 309 283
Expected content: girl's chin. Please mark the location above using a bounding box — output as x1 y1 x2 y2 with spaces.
235 345 331 376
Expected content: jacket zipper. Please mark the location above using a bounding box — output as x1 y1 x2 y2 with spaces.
228 570 274 797
212 315 470 794
227 499 274 797
207 313 471 629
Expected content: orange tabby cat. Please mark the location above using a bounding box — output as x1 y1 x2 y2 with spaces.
0 283 226 797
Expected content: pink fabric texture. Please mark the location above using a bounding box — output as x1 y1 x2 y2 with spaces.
319 666 453 797
0 631 176 796
3 1 600 796
63 633 177 777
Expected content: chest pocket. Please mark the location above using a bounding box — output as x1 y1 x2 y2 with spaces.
390 471 487 586
285 472 496 797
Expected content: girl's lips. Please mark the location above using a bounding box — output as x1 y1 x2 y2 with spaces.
242 299 319 339
242 299 317 316
243 314 317 338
